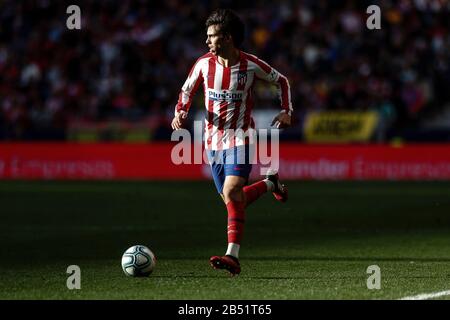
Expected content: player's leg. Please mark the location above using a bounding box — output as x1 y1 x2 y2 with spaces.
265 170 288 203
210 175 245 275
222 144 253 260
222 174 247 256
222 175 246 203
242 180 269 207
209 145 251 275
240 143 288 207
242 171 288 207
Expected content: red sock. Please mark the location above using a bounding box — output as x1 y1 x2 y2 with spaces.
243 181 267 207
226 200 245 244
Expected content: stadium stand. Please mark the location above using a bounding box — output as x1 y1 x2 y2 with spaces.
0 0 449 141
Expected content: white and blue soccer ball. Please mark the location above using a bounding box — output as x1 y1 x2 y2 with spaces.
121 245 156 277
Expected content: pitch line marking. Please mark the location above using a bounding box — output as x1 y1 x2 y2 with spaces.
399 290 450 300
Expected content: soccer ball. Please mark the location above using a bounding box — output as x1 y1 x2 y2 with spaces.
121 245 156 277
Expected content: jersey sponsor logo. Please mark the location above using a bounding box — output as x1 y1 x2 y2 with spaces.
208 89 243 102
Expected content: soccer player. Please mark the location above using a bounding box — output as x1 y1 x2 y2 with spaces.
171 9 292 275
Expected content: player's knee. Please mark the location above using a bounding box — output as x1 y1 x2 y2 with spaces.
223 184 243 202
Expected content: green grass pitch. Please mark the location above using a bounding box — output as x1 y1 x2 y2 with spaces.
1 180 450 299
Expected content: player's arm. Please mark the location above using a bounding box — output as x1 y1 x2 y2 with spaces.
172 59 204 130
252 57 293 128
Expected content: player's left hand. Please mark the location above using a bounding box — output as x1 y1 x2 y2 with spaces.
271 111 291 129
171 110 188 130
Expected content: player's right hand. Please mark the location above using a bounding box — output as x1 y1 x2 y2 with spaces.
171 111 188 130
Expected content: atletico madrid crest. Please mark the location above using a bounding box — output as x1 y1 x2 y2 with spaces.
238 71 247 86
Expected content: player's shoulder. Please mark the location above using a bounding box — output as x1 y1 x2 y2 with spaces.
241 51 271 72
195 52 215 63
190 52 215 70
241 51 259 62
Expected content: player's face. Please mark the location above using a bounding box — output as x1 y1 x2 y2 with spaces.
206 25 227 56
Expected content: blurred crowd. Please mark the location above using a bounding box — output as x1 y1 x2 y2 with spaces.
0 0 449 140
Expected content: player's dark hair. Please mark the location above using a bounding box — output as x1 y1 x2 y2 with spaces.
205 9 245 48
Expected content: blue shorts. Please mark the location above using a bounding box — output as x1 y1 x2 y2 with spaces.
206 144 254 194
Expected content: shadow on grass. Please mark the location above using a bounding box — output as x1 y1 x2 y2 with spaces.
160 256 450 263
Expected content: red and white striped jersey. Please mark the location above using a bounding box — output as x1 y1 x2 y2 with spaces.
175 51 293 150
